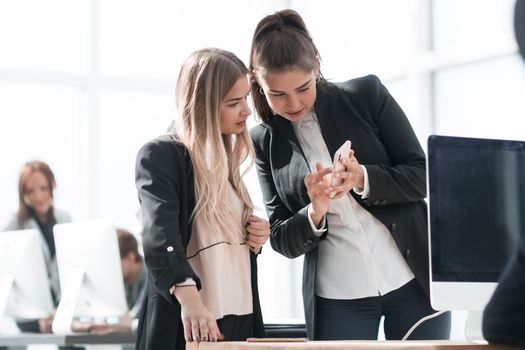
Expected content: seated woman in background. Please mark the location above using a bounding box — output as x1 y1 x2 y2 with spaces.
4 160 71 333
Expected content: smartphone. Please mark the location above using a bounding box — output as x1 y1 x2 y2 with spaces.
329 140 352 197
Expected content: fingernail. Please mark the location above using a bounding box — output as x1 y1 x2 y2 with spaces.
210 337 216 342
195 336 200 342
202 336 208 342
186 337 192 342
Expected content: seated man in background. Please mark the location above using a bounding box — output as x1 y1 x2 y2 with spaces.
482 0 525 347
117 228 147 319
87 228 147 334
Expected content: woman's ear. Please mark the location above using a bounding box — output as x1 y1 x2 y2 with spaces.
315 56 321 76
23 195 31 207
251 69 261 86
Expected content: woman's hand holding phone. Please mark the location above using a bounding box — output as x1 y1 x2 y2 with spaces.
328 140 364 199
329 141 352 190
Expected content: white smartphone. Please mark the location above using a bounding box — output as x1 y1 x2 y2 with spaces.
329 140 352 197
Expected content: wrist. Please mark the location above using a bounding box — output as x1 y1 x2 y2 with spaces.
173 285 200 305
309 208 325 228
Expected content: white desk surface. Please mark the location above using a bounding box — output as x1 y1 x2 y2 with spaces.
187 340 518 350
0 332 134 346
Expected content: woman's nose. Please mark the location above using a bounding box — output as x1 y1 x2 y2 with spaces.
242 101 252 116
286 96 300 110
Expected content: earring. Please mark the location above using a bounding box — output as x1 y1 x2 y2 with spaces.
259 87 264 95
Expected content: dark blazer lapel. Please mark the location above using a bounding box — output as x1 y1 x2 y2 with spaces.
273 116 302 153
314 83 356 159
314 83 366 204
272 117 311 209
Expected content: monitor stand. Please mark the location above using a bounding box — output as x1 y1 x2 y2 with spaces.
464 310 488 344
51 268 85 334
0 275 14 320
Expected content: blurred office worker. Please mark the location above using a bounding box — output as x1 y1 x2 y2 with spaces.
482 0 525 347
117 228 147 318
3 160 71 333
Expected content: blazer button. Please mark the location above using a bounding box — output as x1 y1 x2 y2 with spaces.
404 249 411 258
306 239 313 244
167 246 174 252
380 199 387 205
390 222 397 232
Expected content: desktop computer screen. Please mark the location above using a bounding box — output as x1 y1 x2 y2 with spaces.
51 219 128 334
0 229 54 320
427 135 525 340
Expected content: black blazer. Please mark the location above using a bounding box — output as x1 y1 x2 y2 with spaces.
250 75 429 339
135 135 264 349
482 236 525 348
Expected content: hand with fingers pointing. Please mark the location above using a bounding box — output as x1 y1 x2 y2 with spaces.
304 162 332 227
174 286 224 343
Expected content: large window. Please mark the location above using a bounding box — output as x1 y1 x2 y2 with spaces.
1 0 524 339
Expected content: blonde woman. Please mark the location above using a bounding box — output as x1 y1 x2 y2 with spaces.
135 48 268 349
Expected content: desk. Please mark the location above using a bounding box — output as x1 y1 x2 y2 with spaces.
0 333 135 349
186 341 518 350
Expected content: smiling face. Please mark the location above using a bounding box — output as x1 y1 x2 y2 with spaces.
23 171 53 218
257 68 317 122
219 75 252 135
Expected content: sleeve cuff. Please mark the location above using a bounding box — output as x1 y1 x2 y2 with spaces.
353 165 370 198
307 204 327 237
170 277 197 295
131 318 139 334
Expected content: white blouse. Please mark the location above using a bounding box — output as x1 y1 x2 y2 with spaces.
292 111 415 299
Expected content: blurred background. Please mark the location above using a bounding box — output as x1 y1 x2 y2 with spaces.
1 0 524 341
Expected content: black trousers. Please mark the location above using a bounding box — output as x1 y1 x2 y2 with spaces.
217 314 254 341
315 279 451 340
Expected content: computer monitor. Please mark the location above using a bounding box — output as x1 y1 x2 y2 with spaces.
427 135 524 341
51 219 128 334
0 229 54 321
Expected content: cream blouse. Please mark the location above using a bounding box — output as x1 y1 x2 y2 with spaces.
186 184 253 320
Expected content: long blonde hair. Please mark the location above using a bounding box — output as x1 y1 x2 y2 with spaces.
174 48 254 240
